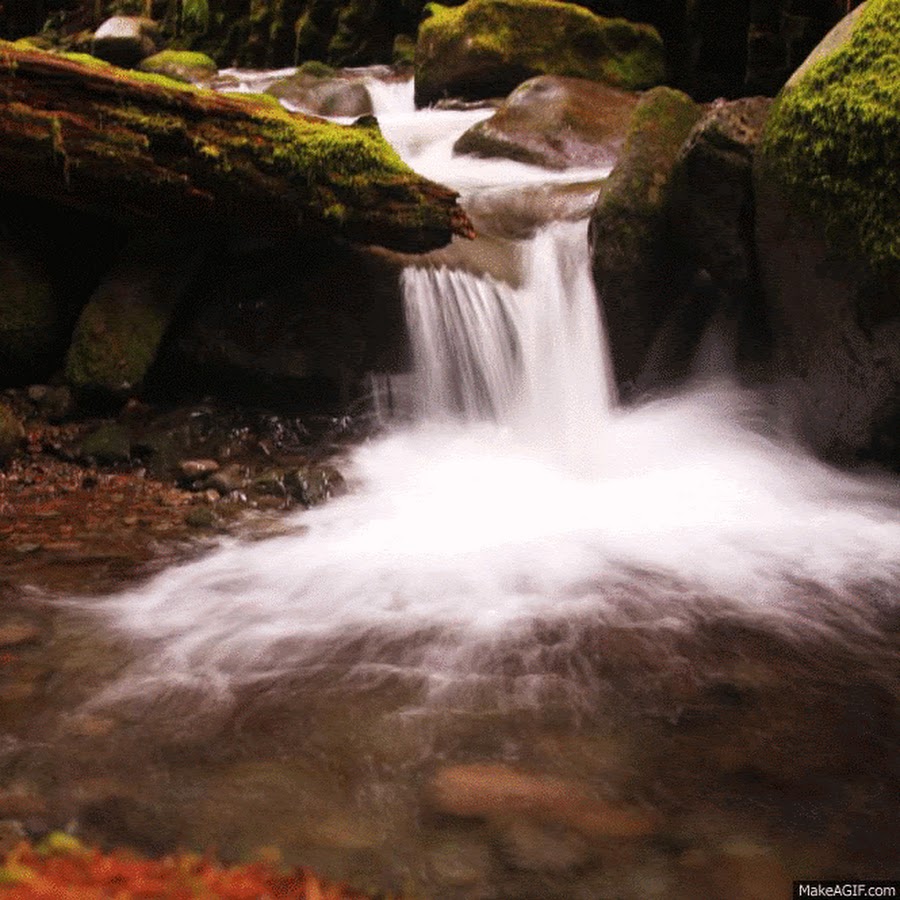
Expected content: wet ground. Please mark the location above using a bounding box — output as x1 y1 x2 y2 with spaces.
0 416 897 899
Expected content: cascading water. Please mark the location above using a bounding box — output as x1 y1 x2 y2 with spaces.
81 89 900 712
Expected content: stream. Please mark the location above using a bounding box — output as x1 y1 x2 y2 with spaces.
2 71 898 899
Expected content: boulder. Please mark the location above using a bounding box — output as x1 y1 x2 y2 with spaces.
663 96 773 379
265 69 373 118
91 16 160 68
453 75 640 170
415 0 665 108
64 230 205 404
589 86 702 388
0 237 65 385
137 50 218 84
754 0 900 467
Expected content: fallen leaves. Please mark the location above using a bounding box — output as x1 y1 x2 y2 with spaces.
0 833 390 899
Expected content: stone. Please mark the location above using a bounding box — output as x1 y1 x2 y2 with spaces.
178 459 220 480
415 0 665 107
184 507 216 528
65 230 205 404
91 16 160 68
266 71 374 118
205 463 247 495
454 75 639 170
589 86 703 388
137 50 218 84
0 618 42 647
754 0 900 467
284 464 345 506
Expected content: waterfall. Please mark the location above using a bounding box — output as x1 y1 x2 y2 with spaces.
80 86 900 704
402 220 614 472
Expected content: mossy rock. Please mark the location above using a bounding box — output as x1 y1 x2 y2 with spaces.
589 86 702 386
454 75 639 170
138 50 218 84
0 238 65 385
415 0 665 107
754 0 900 467
759 0 899 270
0 402 25 466
64 231 203 404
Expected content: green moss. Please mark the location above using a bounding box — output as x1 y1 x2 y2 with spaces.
760 0 900 267
139 50 217 84
297 59 336 78
416 0 665 103
65 288 173 395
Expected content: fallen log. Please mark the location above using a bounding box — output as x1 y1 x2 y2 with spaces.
0 42 474 253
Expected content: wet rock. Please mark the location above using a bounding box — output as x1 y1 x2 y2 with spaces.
0 404 25 466
415 0 665 107
91 16 160 68
430 763 660 838
427 833 494 887
25 385 74 422
205 463 247 496
0 790 46 819
184 507 217 529
589 86 703 388
178 459 220 481
284 465 346 506
266 70 373 118
454 76 639 171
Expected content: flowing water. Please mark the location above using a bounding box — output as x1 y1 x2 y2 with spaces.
7 73 899 897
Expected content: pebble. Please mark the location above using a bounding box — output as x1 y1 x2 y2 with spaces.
178 459 220 480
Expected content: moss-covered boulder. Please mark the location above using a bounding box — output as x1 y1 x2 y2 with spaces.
265 69 373 117
138 50 218 84
454 75 639 170
754 0 900 467
0 237 67 385
589 86 702 388
65 230 204 404
415 0 665 107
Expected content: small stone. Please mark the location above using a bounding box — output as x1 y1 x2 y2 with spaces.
205 463 246 495
497 819 592 872
13 543 41 555
123 516 139 526
184 507 216 529
178 459 220 480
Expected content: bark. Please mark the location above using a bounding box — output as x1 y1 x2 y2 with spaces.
0 41 474 252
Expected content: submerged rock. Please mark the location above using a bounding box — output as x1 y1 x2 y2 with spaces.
754 0 900 467
415 0 665 107
454 75 639 170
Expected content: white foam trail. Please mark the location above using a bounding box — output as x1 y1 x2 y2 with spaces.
364 74 415 117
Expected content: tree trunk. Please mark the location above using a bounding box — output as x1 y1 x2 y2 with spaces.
0 41 474 253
